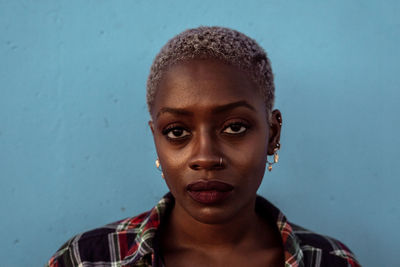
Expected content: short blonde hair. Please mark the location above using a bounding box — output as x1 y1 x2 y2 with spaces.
147 26 275 119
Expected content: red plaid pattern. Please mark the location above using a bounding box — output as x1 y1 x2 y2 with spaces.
46 194 361 267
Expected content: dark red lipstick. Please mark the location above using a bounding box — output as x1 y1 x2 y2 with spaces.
186 181 234 204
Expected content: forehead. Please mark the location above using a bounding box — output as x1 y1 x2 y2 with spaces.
152 59 265 117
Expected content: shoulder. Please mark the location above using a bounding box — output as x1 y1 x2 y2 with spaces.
254 195 361 266
46 211 152 267
290 223 361 267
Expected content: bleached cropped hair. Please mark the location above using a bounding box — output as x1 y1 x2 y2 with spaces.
146 26 275 120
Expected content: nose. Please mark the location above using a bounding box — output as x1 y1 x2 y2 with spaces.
189 128 223 171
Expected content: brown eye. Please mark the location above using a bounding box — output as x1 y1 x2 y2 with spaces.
223 123 247 134
164 127 190 139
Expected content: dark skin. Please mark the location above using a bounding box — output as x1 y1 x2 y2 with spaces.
149 59 283 267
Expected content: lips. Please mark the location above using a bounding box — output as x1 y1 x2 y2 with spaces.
186 181 234 204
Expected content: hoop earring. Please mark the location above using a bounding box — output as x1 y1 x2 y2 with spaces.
267 144 280 172
155 158 164 178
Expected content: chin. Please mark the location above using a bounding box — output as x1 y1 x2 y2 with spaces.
186 205 237 225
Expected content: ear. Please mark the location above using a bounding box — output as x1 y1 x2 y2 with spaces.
148 120 155 135
267 109 282 155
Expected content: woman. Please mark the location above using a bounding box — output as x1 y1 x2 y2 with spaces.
47 26 361 267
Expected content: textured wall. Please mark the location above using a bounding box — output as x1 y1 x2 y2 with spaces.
1 1 399 266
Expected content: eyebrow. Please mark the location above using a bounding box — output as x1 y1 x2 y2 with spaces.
156 100 256 119
156 107 194 118
212 100 256 114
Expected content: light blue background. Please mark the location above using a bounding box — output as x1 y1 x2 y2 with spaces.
1 1 399 266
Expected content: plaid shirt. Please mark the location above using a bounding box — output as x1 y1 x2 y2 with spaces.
46 193 361 267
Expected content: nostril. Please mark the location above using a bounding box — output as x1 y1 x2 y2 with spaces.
189 158 224 171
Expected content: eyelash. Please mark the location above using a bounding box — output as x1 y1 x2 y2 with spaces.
162 124 191 140
222 120 250 135
161 120 250 141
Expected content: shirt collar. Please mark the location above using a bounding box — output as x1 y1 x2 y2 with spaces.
127 193 304 267
255 196 304 267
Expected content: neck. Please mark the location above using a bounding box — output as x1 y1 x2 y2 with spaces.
162 197 267 250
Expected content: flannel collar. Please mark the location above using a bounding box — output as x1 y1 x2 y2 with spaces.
121 193 303 267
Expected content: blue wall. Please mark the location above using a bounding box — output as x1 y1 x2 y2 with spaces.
1 1 399 266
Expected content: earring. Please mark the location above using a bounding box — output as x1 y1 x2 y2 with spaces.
155 158 164 178
277 115 282 126
267 143 280 172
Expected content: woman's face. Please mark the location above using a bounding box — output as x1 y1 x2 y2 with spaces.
150 59 280 224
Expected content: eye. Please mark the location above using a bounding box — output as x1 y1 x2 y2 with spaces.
222 122 248 135
163 126 191 140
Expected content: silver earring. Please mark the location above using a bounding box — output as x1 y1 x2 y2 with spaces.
267 144 280 172
219 157 223 167
155 158 164 178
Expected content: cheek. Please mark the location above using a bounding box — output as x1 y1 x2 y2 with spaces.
229 132 268 185
158 147 189 173
236 127 268 159
235 147 267 179
153 136 189 186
